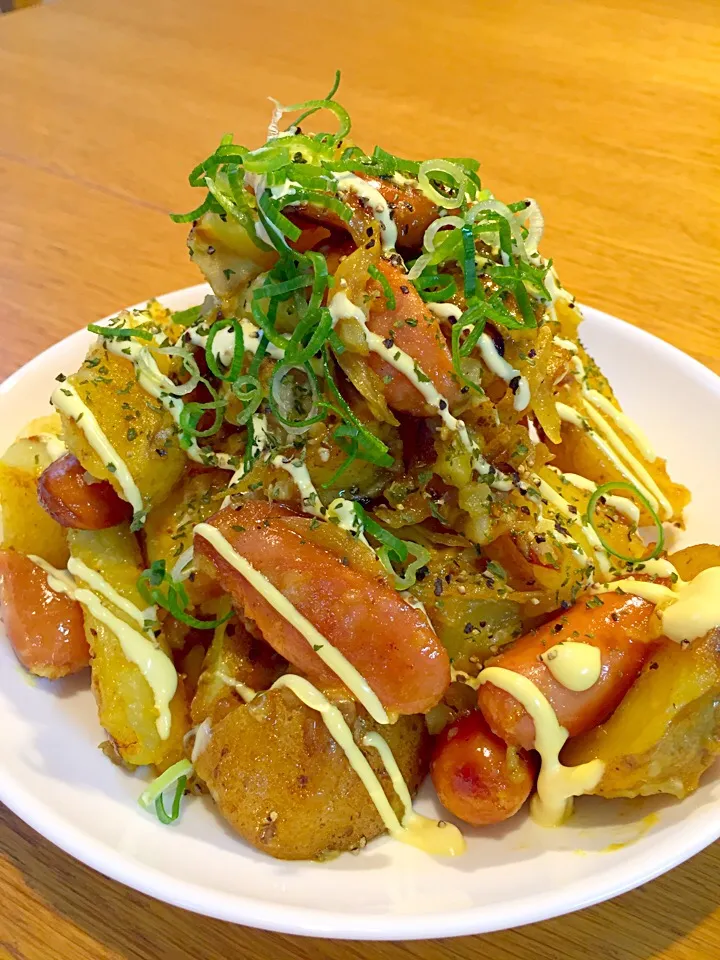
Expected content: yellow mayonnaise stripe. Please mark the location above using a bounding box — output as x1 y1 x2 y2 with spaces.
193 523 389 724
102 338 235 472
51 383 144 515
595 566 720 644
66 556 155 628
29 554 177 740
584 388 656 461
477 667 604 827
532 474 611 577
274 676 464 856
540 642 602 692
561 354 670 518
549 467 641 525
362 730 466 856
579 399 672 519
555 402 663 516
272 455 368 538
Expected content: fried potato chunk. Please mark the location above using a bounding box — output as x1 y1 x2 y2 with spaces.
0 437 69 568
563 628 720 799
194 686 429 860
60 347 186 513
69 526 189 769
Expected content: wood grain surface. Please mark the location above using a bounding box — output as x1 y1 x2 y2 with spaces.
1 0 719 957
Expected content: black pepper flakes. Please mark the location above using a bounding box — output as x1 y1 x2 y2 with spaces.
434 578 443 597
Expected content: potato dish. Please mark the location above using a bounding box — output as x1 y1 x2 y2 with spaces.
2 77 719 861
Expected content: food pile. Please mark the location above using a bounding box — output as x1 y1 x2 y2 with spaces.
2 78 719 860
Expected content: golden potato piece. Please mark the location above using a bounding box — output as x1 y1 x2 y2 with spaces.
191 614 285 725
144 467 228 605
548 422 689 525
188 212 277 316
0 437 69 568
669 543 720 581
563 629 720 799
69 526 189 770
61 346 186 514
195 686 429 860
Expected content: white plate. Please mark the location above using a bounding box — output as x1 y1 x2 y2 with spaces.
1 284 719 940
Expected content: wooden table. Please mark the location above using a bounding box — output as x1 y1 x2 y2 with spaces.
1 0 719 957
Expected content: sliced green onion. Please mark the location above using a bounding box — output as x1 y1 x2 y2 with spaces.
282 97 351 141
287 188 352 223
172 305 202 328
368 264 396 310
418 160 468 209
179 396 226 443
415 272 458 303
242 144 292 175
205 318 244 382
585 481 664 563
377 541 431 590
169 193 216 224
268 362 324 430
451 321 485 397
320 423 359 489
460 224 477 299
285 308 333 366
230 375 263 427
88 324 154 341
371 146 421 178
250 296 291 351
138 759 193 823
254 274 311 300
353 503 408 563
137 561 232 630
321 347 394 467
255 192 302 243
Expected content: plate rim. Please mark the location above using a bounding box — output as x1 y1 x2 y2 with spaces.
2 284 720 940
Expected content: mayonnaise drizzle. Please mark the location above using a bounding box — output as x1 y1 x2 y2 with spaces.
477 332 530 412
531 473 611 577
221 413 271 509
548 467 641 525
552 336 578 353
51 384 144 516
477 666 604 826
272 455 367 538
214 670 257 704
332 172 397 251
555 401 668 519
100 337 234 471
67 556 156 628
190 718 213 764
558 354 670 519
29 555 177 739
584 388 656 462
273 675 464 856
594 563 720 644
540 641 602 692
187 318 286 362
328 291 367 326
428 303 463 322
427 303 530 411
193 523 389 723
